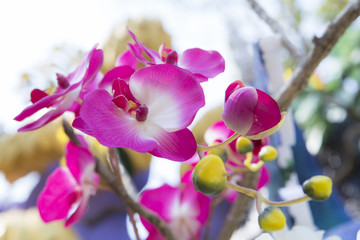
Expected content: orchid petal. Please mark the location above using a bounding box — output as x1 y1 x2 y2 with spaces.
76 89 158 152
30 89 49 103
37 167 81 223
150 128 197 162
99 66 135 89
246 111 286 140
72 117 93 136
130 64 205 131
257 166 270 190
179 48 225 81
127 29 162 64
65 192 89 227
139 185 180 231
204 120 235 144
115 49 138 70
17 84 81 132
246 89 282 136
222 87 258 135
65 136 95 183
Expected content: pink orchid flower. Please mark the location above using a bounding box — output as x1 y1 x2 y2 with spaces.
139 171 211 240
73 64 205 162
222 80 286 140
14 46 103 132
126 29 225 82
204 120 270 202
37 135 100 227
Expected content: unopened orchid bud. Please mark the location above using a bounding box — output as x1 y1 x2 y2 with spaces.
192 154 227 196
222 83 286 140
258 207 286 232
259 146 278 162
302 175 332 201
236 136 254 154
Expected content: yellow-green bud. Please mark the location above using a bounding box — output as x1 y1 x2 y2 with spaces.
302 175 332 201
207 142 228 162
236 136 254 154
192 154 227 196
258 207 286 232
259 146 278 162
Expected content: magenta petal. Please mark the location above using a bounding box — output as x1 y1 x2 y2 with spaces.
204 121 235 144
37 167 81 223
65 137 95 183
150 128 197 162
256 166 270 190
31 89 49 103
99 66 135 89
72 117 93 136
181 183 211 225
65 192 89 227
115 50 138 69
179 48 225 81
14 90 66 122
77 89 158 152
222 87 258 135
246 89 282 136
224 80 245 102
130 65 205 131
139 184 180 230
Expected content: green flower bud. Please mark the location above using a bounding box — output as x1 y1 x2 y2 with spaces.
302 175 332 201
259 145 278 162
258 207 286 232
236 136 254 154
193 154 227 196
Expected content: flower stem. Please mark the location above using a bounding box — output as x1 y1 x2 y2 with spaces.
197 133 240 151
225 182 257 198
259 194 311 207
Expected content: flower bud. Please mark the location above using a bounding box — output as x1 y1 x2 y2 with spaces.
258 207 286 232
302 175 332 201
236 136 254 154
259 146 278 162
192 154 227 196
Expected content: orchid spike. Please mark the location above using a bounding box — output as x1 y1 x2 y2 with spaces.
37 135 100 227
74 64 205 162
14 46 103 132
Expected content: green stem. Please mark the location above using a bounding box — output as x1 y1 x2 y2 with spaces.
197 133 240 151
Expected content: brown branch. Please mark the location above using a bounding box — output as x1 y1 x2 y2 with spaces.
277 1 360 111
61 120 175 240
217 171 259 240
246 0 304 63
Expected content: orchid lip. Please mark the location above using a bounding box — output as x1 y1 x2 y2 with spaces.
135 104 148 121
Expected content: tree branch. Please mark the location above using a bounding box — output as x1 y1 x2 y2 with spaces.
277 1 360 111
246 0 305 63
62 120 176 240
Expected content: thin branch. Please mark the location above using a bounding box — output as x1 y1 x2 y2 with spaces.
246 0 304 63
217 171 260 240
277 1 360 111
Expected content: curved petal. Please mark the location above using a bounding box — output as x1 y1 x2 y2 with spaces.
246 89 282 136
257 166 270 190
139 184 180 231
77 89 158 152
37 167 81 223
99 66 135 89
14 90 67 122
72 117 93 136
179 48 225 81
130 65 205 131
16 84 81 132
222 87 258 135
246 112 286 140
65 136 95 183
150 128 197 162
115 49 138 69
